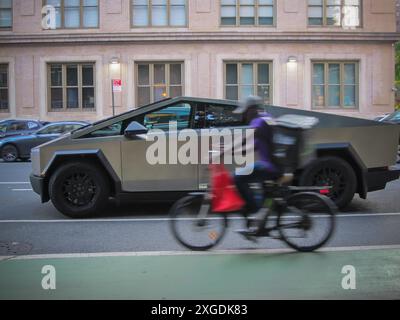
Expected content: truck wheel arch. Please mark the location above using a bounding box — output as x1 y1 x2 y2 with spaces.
42 150 121 203
304 143 368 200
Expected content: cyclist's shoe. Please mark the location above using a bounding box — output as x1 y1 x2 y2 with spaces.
235 229 259 243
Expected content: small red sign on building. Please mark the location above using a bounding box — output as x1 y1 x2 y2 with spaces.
112 79 122 92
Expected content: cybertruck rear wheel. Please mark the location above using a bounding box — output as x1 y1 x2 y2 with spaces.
299 157 357 209
49 161 110 218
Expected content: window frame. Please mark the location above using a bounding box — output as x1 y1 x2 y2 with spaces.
220 0 276 27
0 63 9 112
307 0 363 28
135 61 185 107
311 60 359 110
47 62 96 112
223 61 273 104
131 0 188 28
0 0 12 30
43 0 100 29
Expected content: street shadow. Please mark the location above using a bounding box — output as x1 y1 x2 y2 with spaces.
93 200 174 219
217 250 330 265
339 201 370 213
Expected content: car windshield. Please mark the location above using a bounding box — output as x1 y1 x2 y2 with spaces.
384 111 400 122
0 124 6 133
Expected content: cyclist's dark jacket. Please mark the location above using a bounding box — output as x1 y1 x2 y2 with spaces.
250 116 279 173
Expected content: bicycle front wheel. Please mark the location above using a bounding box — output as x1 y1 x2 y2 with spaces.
169 195 228 251
278 192 337 252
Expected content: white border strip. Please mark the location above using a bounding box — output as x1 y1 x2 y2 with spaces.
2 245 400 261
1 212 400 223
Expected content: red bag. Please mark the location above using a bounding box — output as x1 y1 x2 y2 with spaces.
210 164 245 213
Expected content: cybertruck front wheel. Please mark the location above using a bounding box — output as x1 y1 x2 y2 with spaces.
49 161 110 218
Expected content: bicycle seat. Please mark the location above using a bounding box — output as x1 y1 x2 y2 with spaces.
277 173 294 186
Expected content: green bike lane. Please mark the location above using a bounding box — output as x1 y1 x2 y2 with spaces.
1 247 400 300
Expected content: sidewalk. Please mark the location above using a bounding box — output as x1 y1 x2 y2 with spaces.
1 248 400 300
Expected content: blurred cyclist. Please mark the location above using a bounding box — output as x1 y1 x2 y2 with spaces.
232 96 282 236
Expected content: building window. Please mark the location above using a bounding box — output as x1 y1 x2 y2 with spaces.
132 0 187 27
221 0 274 26
48 63 96 111
312 61 359 109
224 62 272 104
308 0 361 27
136 62 184 107
0 0 12 29
0 64 8 111
45 0 99 29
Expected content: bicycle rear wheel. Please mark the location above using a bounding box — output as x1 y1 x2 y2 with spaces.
169 195 228 251
278 192 337 252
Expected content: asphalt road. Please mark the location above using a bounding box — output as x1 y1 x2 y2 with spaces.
0 162 400 256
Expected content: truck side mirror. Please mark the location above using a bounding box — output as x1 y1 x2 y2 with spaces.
124 121 148 139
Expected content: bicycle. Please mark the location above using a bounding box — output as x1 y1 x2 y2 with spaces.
169 172 337 253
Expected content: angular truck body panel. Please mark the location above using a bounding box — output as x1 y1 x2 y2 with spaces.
267 106 400 168
29 97 400 213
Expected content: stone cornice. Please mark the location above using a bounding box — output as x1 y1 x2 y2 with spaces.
0 31 399 45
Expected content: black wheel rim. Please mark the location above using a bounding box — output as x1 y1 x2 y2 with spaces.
279 194 336 252
62 173 97 207
2 146 17 162
311 166 346 201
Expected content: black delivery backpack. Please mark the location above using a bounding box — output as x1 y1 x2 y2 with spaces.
263 115 319 174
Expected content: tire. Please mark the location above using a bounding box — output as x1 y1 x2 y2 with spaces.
278 192 337 252
49 161 110 218
169 195 228 251
1 144 19 162
299 156 357 209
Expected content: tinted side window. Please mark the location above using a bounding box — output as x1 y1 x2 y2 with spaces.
0 124 7 133
194 104 243 129
62 124 84 133
81 102 193 139
83 122 123 138
38 125 65 134
7 121 28 131
27 122 40 130
143 103 192 131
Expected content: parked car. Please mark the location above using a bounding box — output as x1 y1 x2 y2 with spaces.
29 97 400 218
374 114 390 122
380 111 400 124
0 121 88 162
379 111 400 145
0 119 47 140
380 111 400 162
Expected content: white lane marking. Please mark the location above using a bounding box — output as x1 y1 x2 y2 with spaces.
0 182 30 185
3 245 400 261
1 212 400 223
12 189 33 192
